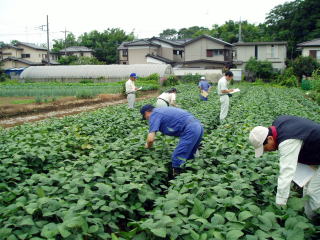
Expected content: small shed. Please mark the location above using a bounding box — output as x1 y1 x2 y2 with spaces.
20 64 173 82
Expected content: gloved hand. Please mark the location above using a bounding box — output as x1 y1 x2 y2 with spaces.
228 93 233 97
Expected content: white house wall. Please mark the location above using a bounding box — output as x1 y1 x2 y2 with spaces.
185 38 225 61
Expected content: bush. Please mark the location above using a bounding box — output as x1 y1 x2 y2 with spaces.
245 57 274 82
289 56 320 82
180 74 201 84
79 79 94 84
162 75 179 86
310 69 320 92
276 67 298 87
76 91 95 99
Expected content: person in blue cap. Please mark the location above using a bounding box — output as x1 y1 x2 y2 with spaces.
141 104 204 176
198 76 211 101
125 73 140 109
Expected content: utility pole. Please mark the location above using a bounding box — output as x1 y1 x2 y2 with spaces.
46 15 50 65
61 27 70 56
238 17 243 43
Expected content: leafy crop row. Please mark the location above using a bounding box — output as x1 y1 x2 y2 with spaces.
0 83 319 239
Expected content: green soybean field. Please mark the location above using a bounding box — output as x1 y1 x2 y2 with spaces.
1 83 320 240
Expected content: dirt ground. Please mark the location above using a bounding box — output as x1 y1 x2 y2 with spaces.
0 91 159 128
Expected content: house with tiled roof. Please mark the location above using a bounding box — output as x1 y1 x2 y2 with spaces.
297 38 320 61
118 35 234 69
233 41 287 70
59 46 94 57
0 42 59 69
118 35 287 70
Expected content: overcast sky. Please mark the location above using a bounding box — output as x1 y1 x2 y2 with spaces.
0 0 291 46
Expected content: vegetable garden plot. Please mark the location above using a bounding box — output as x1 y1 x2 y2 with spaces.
0 84 320 239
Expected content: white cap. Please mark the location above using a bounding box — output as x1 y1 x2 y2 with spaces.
249 126 268 158
200 76 205 80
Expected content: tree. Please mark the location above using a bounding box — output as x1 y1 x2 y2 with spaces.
177 26 210 39
52 33 78 53
289 56 320 81
159 29 178 40
265 0 320 58
78 28 134 64
245 57 274 81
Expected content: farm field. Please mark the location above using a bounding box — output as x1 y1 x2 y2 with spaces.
0 80 159 98
0 83 320 239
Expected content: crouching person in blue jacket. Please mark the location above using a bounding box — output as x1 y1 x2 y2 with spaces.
141 104 203 177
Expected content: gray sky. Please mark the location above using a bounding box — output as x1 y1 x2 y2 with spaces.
0 0 291 46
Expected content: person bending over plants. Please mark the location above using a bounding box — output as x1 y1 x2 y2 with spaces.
141 104 203 177
249 115 320 219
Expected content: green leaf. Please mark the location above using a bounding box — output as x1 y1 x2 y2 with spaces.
192 198 205 216
58 224 71 238
0 228 12 238
211 214 225 225
287 197 305 211
41 223 59 238
25 202 38 214
151 228 166 238
36 187 45 198
226 230 244 240
286 229 304 240
111 233 120 240
238 211 253 221
93 163 106 177
225 212 237 222
190 229 200 240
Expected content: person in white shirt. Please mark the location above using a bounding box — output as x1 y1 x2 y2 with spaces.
217 71 234 121
249 115 320 219
156 88 178 107
125 73 139 109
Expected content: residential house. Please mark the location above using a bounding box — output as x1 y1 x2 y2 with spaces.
0 42 58 69
118 35 233 69
297 38 320 61
119 35 287 71
233 41 287 71
59 46 94 58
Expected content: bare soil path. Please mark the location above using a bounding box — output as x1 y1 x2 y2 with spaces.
0 91 158 128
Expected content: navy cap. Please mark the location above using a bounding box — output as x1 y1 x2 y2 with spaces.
130 73 137 78
140 104 155 120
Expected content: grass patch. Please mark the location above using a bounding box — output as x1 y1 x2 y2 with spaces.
10 99 35 105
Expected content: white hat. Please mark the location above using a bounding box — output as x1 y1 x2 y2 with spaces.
200 76 205 80
249 126 268 158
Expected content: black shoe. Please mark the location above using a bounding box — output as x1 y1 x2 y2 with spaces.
172 167 184 177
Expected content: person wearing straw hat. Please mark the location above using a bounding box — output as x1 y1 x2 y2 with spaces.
125 73 140 109
156 88 178 107
140 104 203 177
198 76 211 101
249 115 320 219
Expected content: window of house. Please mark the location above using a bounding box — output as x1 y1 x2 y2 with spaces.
316 50 320 60
271 45 275 58
80 52 84 57
21 54 30 58
173 50 183 56
207 50 213 57
207 49 223 57
123 50 128 57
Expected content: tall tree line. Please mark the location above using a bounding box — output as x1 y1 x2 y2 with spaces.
51 0 319 63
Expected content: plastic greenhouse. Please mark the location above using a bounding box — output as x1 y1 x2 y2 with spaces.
20 64 173 82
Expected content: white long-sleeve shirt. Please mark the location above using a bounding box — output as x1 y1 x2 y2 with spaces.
157 92 176 105
125 79 136 94
276 139 303 205
217 76 228 95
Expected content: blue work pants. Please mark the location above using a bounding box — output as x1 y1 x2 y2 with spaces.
172 121 204 168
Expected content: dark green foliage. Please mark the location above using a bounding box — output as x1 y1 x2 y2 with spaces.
245 58 275 81
58 55 78 65
162 75 179 86
1 83 320 239
289 56 320 81
180 73 201 84
276 67 298 87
